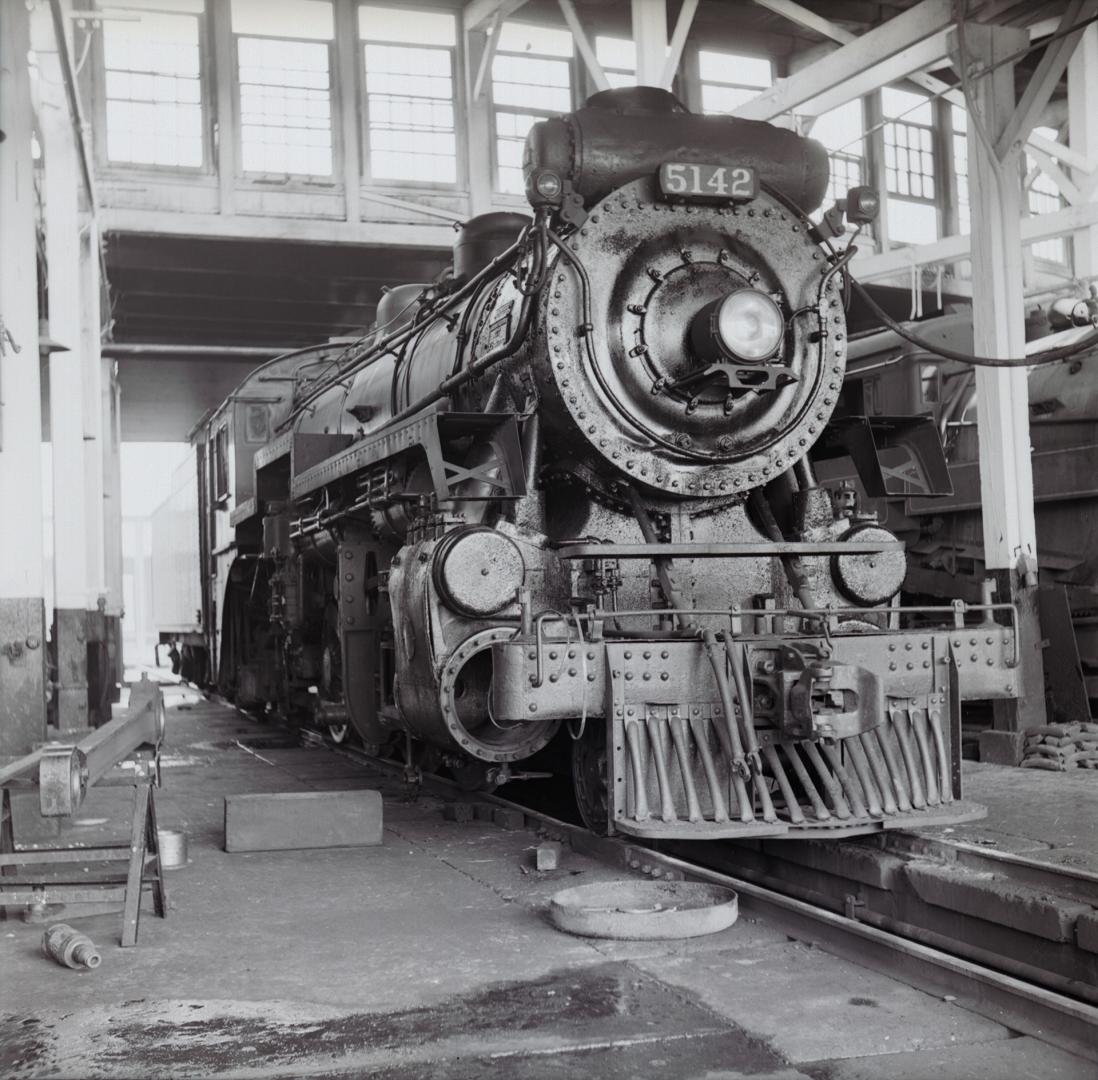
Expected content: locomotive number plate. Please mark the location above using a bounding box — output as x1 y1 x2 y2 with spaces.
659 162 757 202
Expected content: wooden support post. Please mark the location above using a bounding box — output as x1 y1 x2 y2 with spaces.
79 218 110 723
631 0 667 87
659 0 698 91
101 361 124 699
211 0 236 216
463 24 496 215
41 34 91 730
1069 24 1098 279
559 0 611 92
994 0 1093 163
952 24 1046 731
0 0 48 753
334 0 362 226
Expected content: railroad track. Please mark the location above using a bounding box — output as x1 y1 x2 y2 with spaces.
296 727 1098 1065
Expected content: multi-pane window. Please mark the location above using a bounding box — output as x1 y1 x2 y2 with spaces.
1026 126 1068 264
698 50 771 114
102 0 204 168
360 6 457 183
882 87 938 246
232 0 334 177
492 23 573 193
595 36 636 89
811 99 866 209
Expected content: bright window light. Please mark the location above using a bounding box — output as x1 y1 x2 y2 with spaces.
361 4 457 183
498 22 573 57
882 86 933 125
232 0 334 40
103 6 204 168
595 36 636 87
887 199 938 246
1026 126 1067 264
880 85 937 247
364 42 457 182
811 99 866 208
697 49 771 115
492 23 574 193
951 103 970 235
237 36 333 176
698 50 772 88
360 5 456 46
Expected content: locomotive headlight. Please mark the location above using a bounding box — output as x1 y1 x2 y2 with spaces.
714 289 784 362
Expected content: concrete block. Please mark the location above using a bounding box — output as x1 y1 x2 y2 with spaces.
442 802 474 823
764 839 906 891
224 790 382 852
905 861 1092 942
536 841 563 871
493 807 526 831
978 729 1025 766
1076 909 1098 954
474 803 496 822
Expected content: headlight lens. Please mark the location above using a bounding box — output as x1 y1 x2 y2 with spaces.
715 289 784 362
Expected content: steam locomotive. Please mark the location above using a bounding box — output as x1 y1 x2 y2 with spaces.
182 87 1017 840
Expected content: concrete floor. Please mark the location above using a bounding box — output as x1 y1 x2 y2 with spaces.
924 760 1098 874
1 685 1096 1079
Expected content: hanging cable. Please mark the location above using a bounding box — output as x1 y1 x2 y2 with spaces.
849 274 1098 367
762 185 1098 369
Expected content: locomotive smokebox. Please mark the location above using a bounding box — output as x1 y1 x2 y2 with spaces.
524 86 830 215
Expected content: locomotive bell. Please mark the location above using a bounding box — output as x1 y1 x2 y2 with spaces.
453 212 530 283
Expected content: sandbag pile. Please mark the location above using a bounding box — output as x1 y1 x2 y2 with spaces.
1021 722 1098 770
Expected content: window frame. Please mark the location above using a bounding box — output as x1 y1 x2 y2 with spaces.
810 96 870 238
882 115 937 206
358 5 462 192
1027 163 1070 267
879 88 941 250
489 23 577 196
90 2 214 176
692 45 773 116
231 27 341 185
593 35 637 90
211 424 230 503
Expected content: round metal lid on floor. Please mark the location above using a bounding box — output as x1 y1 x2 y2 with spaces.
548 880 739 940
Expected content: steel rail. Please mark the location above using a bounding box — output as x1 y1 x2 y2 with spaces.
680 843 1098 1008
295 728 1098 1065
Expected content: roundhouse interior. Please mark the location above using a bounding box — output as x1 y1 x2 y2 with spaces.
1 2 1097 1078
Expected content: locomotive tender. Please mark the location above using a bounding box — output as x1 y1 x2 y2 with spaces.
190 87 1016 839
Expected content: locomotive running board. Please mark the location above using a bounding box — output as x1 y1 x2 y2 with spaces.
291 409 527 502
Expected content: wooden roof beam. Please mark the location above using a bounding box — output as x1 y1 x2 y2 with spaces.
464 0 527 34
852 199 1098 281
994 0 1098 161
731 0 956 120
746 0 1092 169
558 0 611 92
